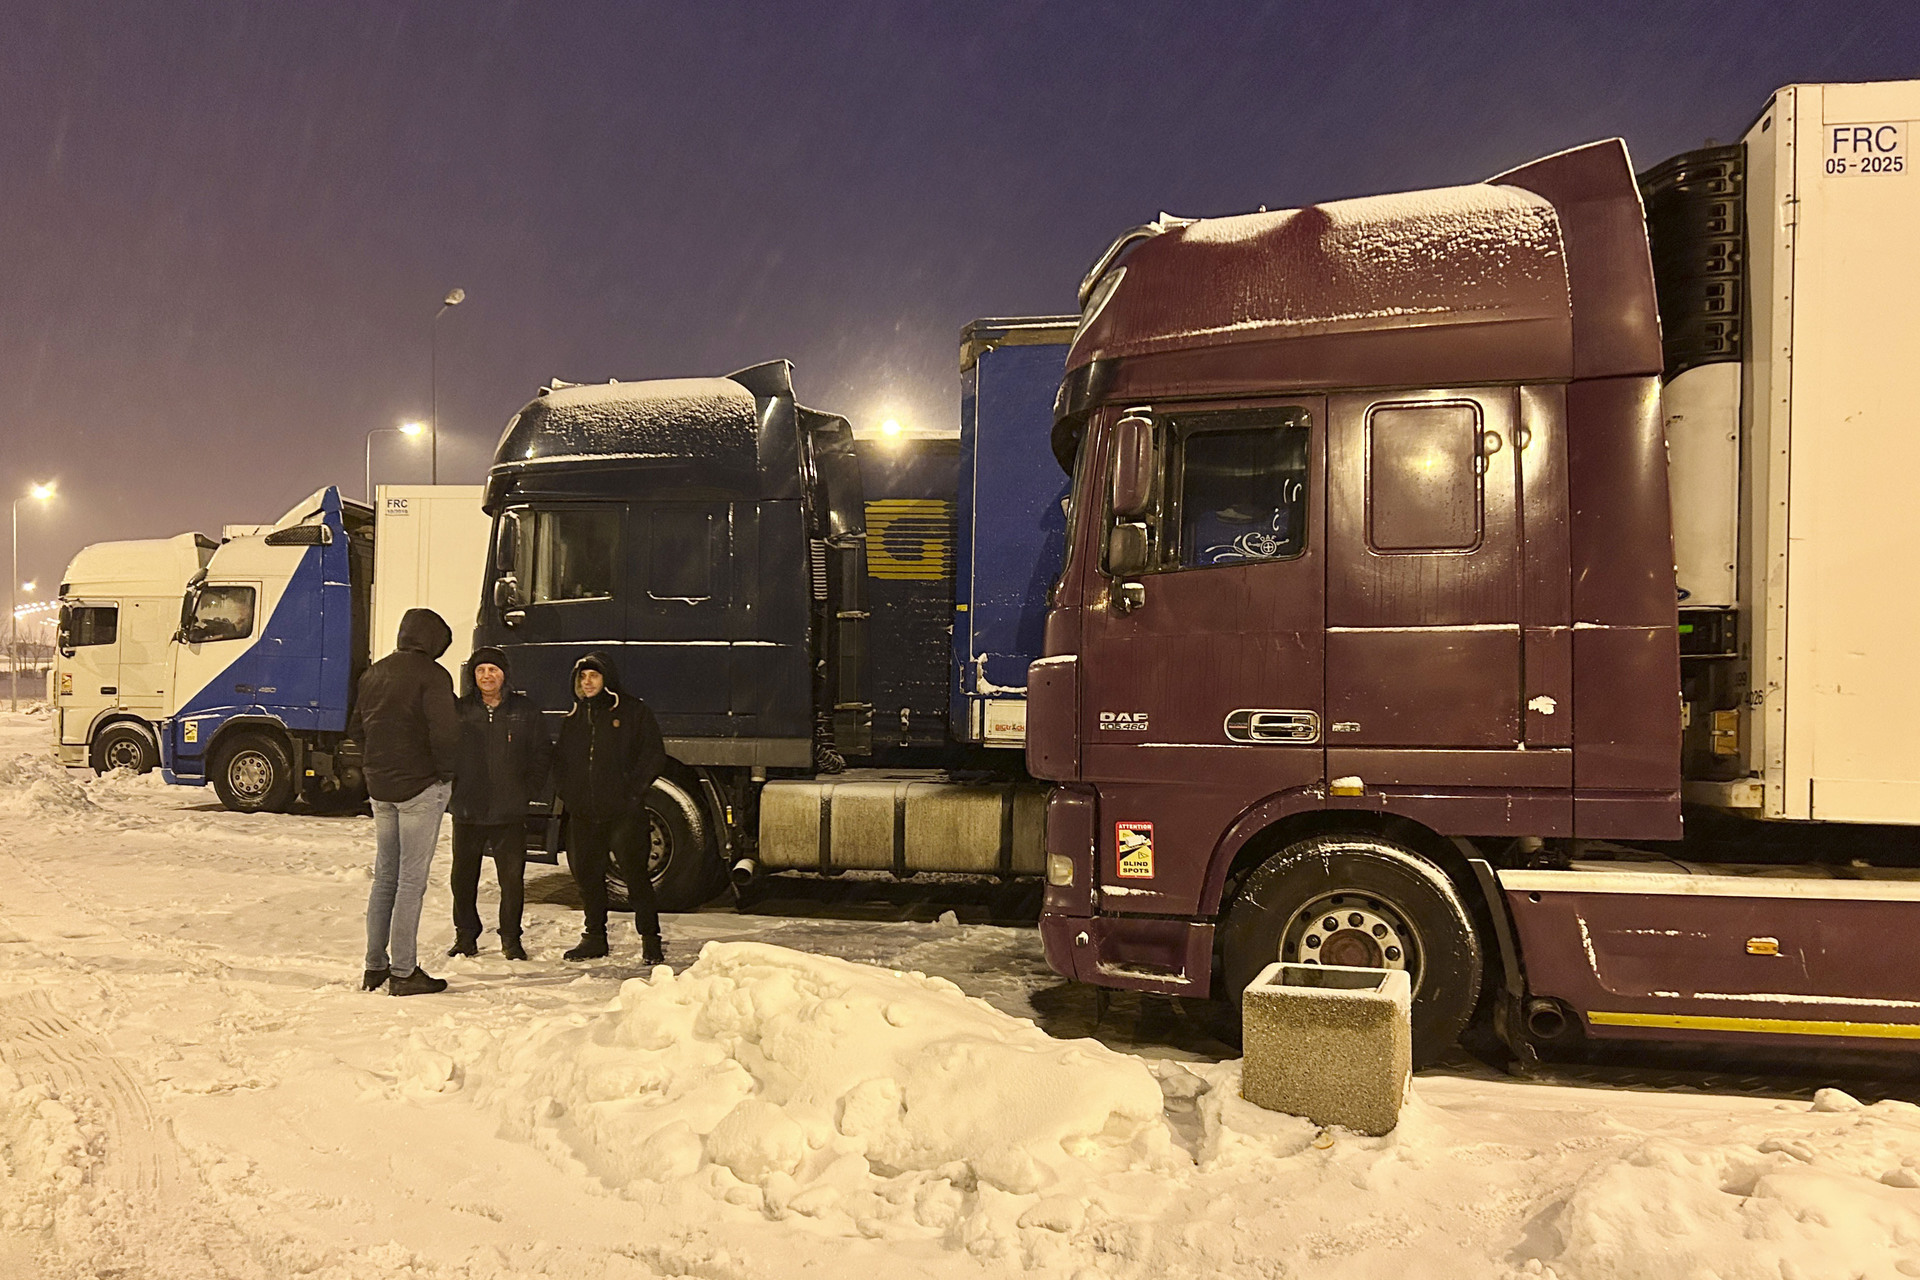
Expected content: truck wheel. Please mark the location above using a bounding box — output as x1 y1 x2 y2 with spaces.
1219 833 1483 1067
91 723 158 775
607 776 723 913
210 732 296 814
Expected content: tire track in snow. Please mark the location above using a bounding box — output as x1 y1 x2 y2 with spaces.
0 989 185 1203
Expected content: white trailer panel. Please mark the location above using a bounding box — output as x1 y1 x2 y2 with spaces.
1742 81 1920 823
371 486 490 683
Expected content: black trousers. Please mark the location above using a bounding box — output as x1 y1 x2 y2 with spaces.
450 821 526 941
566 812 660 936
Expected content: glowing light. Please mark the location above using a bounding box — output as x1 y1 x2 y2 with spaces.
28 482 54 501
881 419 902 436
399 421 426 437
20 582 33 593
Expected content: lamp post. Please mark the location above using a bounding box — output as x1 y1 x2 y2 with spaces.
365 421 426 504
430 287 465 484
11 481 55 712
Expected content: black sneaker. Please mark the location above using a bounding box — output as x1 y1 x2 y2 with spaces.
362 967 390 991
388 968 449 997
447 933 479 958
501 937 528 962
641 935 666 967
563 931 610 961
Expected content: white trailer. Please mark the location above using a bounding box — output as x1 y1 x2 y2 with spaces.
370 485 489 682
1669 80 1920 823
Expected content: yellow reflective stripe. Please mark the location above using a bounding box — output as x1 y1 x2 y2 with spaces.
1589 1010 1920 1040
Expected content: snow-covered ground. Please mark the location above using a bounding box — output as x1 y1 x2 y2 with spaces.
3 709 1919 1280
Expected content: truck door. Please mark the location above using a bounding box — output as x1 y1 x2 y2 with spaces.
492 505 626 710
1077 399 1327 912
1324 389 1543 789
56 601 121 748
627 501 732 728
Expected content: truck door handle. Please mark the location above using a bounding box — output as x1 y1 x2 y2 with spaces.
100 686 116 695
1224 708 1321 743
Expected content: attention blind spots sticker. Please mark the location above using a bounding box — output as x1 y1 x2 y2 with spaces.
1115 821 1154 879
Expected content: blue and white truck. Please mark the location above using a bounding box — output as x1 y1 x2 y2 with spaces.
158 485 488 811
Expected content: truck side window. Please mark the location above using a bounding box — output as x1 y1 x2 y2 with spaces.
531 509 618 603
59 605 119 648
192 586 256 642
1172 409 1310 569
647 506 721 601
1366 401 1482 552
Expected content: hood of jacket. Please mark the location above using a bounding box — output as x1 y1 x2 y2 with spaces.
460 645 517 698
395 607 453 659
569 650 628 708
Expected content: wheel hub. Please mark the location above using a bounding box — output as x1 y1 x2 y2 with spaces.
1281 892 1417 974
229 752 273 800
105 740 143 768
647 812 667 876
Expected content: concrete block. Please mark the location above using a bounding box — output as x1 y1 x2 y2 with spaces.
1240 962 1411 1135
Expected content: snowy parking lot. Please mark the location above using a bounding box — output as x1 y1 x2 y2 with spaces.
3 709 1920 1280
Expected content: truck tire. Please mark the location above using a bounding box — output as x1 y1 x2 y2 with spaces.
1219 833 1483 1067
91 722 159 775
607 775 724 914
209 732 297 814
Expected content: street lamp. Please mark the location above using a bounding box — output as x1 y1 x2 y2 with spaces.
430 287 465 484
365 421 427 504
11 481 55 711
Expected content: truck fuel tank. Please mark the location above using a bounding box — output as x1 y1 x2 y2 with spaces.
758 773 1046 876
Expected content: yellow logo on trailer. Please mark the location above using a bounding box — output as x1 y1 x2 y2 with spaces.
866 499 953 581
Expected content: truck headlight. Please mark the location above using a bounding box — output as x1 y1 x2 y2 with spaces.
1047 853 1075 887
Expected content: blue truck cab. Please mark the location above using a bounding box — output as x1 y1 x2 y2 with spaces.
160 487 375 810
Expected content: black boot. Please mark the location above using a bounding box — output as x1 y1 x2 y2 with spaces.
447 932 479 958
564 931 610 961
641 934 666 967
388 968 448 997
362 967 390 991
501 935 528 961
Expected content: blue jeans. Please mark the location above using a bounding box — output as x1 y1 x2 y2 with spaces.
364 780 452 977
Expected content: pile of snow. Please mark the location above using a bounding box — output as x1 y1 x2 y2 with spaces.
1550 1088 1920 1280
0 1061 96 1236
480 942 1178 1262
0 750 94 816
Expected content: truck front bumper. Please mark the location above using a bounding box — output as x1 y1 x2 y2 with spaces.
1039 911 1216 998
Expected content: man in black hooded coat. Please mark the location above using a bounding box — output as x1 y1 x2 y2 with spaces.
552 652 667 964
447 645 552 960
348 607 459 997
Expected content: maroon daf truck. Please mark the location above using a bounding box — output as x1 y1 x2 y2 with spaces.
1028 93 1920 1067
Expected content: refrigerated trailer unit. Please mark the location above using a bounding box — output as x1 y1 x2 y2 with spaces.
1031 80 1920 1062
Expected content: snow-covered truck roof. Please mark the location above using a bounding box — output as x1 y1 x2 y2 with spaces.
1061 139 1661 419
485 361 851 511
61 531 216 596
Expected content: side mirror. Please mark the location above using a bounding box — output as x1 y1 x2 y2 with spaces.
493 575 523 610
1107 520 1151 577
495 515 520 573
1111 414 1154 517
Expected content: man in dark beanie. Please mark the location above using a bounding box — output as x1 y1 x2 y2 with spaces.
447 646 552 960
553 652 666 965
348 608 459 996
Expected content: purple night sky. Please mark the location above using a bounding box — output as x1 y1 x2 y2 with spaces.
3 1 1915 595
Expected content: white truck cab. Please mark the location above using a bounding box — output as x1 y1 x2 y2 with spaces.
54 532 216 772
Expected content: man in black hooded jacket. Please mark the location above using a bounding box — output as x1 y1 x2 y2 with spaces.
348 608 460 997
553 652 666 964
447 646 552 960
